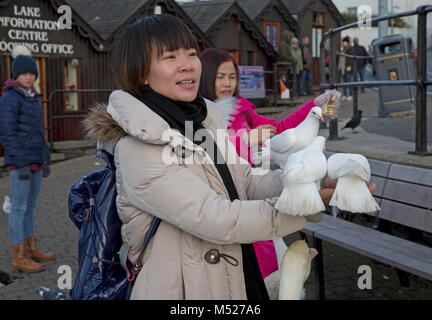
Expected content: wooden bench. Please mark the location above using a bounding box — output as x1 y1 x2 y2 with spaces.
301 153 432 300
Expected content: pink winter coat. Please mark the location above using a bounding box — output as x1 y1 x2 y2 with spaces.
227 97 316 279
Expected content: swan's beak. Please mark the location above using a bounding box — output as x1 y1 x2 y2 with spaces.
309 248 318 259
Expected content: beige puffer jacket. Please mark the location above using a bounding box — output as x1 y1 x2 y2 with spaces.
85 90 314 300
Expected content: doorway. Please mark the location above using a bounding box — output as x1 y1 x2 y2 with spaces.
312 12 326 90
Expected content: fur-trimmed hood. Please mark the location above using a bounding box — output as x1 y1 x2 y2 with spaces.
83 90 226 150
82 102 127 144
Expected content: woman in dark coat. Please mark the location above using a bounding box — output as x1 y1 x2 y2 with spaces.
0 46 55 273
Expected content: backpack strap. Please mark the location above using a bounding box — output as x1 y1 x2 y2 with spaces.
120 216 161 282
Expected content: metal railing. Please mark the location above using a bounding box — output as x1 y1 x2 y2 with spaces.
319 5 432 155
42 89 113 150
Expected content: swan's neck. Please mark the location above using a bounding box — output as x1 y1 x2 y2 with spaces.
279 265 304 300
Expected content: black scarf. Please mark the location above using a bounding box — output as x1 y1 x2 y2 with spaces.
134 88 269 300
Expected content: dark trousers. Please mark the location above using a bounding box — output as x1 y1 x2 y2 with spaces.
298 69 312 95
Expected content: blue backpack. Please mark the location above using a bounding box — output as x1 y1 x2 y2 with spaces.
68 150 160 300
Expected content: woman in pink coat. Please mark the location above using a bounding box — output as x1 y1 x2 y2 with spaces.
199 48 333 280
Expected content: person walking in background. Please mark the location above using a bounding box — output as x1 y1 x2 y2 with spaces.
290 38 303 96
352 37 369 94
0 46 54 273
279 30 294 89
298 36 313 96
338 36 354 101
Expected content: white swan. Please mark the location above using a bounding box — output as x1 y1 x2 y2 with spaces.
265 239 318 300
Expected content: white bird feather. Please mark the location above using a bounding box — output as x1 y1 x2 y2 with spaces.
255 106 323 169
327 153 381 214
213 97 239 127
275 136 327 216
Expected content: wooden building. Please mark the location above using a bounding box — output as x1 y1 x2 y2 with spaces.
236 0 299 53
281 0 344 88
0 0 213 150
0 0 109 147
181 0 278 65
67 0 214 51
1 0 341 149
181 0 279 105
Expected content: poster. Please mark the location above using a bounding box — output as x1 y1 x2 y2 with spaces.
238 65 266 99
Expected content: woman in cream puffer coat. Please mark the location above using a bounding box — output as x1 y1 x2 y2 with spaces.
83 14 326 300
85 90 323 300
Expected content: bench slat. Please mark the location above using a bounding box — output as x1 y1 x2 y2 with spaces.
370 176 386 198
311 215 432 259
388 164 432 187
382 179 432 209
311 216 432 281
316 228 432 281
304 221 329 234
369 158 392 177
379 199 432 234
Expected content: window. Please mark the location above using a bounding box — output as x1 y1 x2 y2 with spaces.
154 5 162 14
312 12 326 58
263 21 280 52
313 12 325 25
312 28 323 57
266 24 271 42
272 25 278 50
63 58 80 112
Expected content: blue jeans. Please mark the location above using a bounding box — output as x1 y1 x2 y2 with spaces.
298 69 312 95
342 73 353 97
356 67 366 92
8 169 43 245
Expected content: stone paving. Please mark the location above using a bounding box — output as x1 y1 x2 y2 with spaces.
0 155 100 299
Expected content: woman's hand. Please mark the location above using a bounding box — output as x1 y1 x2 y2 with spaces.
313 89 339 108
248 124 277 145
319 176 376 206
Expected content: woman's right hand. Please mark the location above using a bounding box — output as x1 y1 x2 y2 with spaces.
319 176 376 206
248 124 277 145
314 89 340 108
